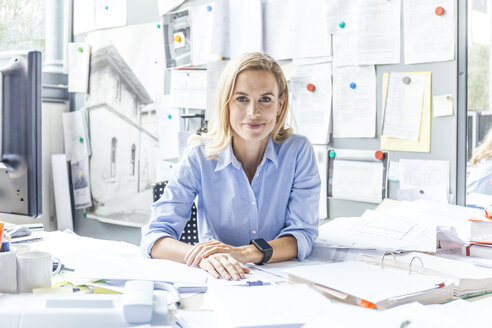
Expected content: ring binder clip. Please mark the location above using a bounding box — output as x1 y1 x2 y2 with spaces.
408 256 424 275
380 251 397 269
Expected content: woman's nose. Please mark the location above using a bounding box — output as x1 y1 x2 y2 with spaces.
247 102 260 118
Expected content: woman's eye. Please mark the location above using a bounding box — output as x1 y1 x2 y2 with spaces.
260 97 271 103
236 96 248 103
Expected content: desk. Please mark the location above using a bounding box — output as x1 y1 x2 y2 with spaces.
3 230 492 327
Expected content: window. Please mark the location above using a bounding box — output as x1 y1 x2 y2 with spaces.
110 137 117 179
131 144 136 176
115 77 121 101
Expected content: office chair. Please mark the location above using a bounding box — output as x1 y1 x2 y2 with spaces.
152 181 198 245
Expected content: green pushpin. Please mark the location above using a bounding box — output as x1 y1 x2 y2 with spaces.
105 5 108 10
338 21 345 28
168 114 172 119
83 212 87 218
79 137 84 143
329 150 336 159
78 47 83 53
157 24 161 29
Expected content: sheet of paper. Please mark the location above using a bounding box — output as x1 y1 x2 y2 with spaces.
380 72 432 152
94 0 127 30
382 72 426 141
157 0 186 16
62 110 91 163
399 159 450 191
326 0 355 33
333 0 401 67
209 0 230 60
67 43 91 93
317 210 437 252
190 3 214 66
332 65 376 138
388 160 400 182
70 157 92 209
433 94 454 117
285 261 445 304
313 145 328 219
205 284 335 328
205 60 228 119
397 186 449 204
156 96 180 160
263 0 332 60
404 0 455 64
291 62 332 144
427 299 492 328
51 154 74 231
73 0 95 35
229 0 263 58
163 9 192 68
331 160 384 204
170 69 207 109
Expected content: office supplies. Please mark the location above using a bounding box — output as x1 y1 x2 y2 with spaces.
123 280 154 324
469 209 492 244
0 248 17 293
7 225 32 238
285 261 453 310
11 236 44 244
0 221 4 246
16 251 61 293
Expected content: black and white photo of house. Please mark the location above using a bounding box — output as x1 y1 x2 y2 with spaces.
86 44 158 225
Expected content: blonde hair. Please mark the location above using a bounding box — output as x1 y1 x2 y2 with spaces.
470 126 492 165
189 52 292 158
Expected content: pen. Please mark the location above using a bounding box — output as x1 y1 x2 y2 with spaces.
11 236 43 244
233 280 271 287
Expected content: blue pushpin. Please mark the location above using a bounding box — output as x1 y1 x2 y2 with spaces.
207 5 212 11
329 150 336 159
350 82 356 89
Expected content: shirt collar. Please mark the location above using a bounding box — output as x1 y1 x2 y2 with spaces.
215 137 279 172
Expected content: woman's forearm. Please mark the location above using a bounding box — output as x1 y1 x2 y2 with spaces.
150 236 194 263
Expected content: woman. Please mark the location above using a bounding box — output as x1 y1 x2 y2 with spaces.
468 125 492 195
141 52 320 280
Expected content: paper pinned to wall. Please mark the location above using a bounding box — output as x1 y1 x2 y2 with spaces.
433 94 454 117
190 3 214 65
332 65 376 138
52 154 74 231
331 160 384 204
291 62 332 144
263 0 332 60
382 72 426 141
67 43 91 93
404 0 455 64
170 69 207 109
73 0 95 35
380 72 432 152
156 0 186 16
399 159 450 191
156 96 180 160
70 157 93 209
94 0 127 30
313 145 328 219
205 60 228 120
332 0 401 67
62 110 91 163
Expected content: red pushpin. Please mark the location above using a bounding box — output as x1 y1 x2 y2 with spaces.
435 6 445 16
306 83 315 92
375 150 384 160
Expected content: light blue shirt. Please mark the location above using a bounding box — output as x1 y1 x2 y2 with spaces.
467 159 492 195
141 134 321 261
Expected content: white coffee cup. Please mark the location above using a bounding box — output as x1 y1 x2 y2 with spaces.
0 251 17 293
16 251 61 293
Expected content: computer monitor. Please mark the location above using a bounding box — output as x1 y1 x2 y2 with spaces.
0 50 42 218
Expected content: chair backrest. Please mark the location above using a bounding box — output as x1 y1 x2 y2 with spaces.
153 181 198 245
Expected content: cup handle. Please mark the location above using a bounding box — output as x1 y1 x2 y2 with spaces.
52 257 62 276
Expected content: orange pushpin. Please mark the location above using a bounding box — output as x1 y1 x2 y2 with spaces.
375 150 384 160
306 83 315 92
174 35 182 42
435 6 445 16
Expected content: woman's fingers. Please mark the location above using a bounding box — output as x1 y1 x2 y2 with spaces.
184 239 220 266
200 254 248 280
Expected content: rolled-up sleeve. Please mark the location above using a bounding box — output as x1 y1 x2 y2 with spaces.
140 147 201 258
277 140 320 260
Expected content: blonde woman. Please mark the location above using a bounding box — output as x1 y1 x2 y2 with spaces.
141 53 320 280
468 125 492 195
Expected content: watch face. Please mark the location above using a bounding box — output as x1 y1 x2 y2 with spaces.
254 238 272 251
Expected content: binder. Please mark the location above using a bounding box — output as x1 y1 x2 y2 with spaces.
359 251 492 298
284 261 453 310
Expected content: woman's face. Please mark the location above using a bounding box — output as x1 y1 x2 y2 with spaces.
229 70 283 146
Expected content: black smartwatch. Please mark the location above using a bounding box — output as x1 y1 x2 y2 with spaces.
250 238 273 265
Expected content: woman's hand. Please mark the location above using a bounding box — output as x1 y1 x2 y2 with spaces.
184 239 247 267
198 253 250 280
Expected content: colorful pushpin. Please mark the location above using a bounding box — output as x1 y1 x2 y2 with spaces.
375 150 384 160
338 21 345 28
329 150 336 159
168 114 172 119
78 47 83 53
157 24 161 29
435 6 445 16
349 82 356 89
306 83 315 92
402 76 411 84
174 35 182 42
79 137 84 143
83 212 87 218
207 5 212 11
105 5 108 10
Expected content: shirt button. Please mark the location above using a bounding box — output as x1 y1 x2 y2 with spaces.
251 201 256 206
252 230 257 234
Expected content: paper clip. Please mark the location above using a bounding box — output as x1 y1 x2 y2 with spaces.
408 256 424 275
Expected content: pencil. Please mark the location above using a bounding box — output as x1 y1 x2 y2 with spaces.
0 222 4 251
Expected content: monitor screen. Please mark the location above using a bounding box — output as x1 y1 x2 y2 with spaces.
0 50 42 218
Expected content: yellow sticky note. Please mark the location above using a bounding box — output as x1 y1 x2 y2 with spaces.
433 94 454 117
381 72 432 153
